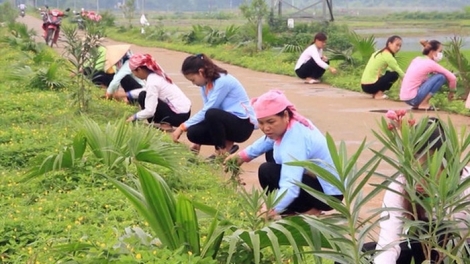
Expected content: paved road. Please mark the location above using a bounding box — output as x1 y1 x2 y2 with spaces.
18 15 470 233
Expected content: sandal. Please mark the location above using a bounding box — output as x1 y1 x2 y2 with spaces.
411 106 439 111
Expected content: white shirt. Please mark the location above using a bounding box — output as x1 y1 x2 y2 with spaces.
294 44 329 70
19 4 26 10
135 73 191 120
140 14 149 26
374 167 470 263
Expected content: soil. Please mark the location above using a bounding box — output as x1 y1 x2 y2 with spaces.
18 15 470 240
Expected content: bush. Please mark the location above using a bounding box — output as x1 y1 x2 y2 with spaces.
0 2 17 24
99 10 116 27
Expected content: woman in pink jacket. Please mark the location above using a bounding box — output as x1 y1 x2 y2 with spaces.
399 40 457 111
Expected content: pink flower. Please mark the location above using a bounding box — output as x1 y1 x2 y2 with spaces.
386 110 398 121
395 109 407 118
408 119 416 126
387 123 395 130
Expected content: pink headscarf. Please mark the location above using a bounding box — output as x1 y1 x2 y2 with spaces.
251 90 313 129
129 54 173 84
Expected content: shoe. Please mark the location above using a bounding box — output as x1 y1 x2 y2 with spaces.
373 94 388 99
206 145 240 161
411 106 439 111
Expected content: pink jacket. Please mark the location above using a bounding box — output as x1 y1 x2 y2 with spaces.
400 57 456 101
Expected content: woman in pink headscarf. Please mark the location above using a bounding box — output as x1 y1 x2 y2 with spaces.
225 90 343 218
126 54 191 131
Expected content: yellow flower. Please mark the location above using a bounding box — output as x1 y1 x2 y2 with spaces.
135 253 142 259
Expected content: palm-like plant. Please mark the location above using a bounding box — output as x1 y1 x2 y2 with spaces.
444 36 470 98
1 22 41 53
327 31 376 67
287 135 383 264
25 117 334 263
7 61 66 90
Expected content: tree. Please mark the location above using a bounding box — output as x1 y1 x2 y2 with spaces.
240 0 269 51
120 0 136 25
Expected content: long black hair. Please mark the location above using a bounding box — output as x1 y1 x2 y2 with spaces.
374 35 402 58
181 53 228 82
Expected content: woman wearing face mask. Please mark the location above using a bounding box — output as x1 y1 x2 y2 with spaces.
224 90 343 218
361 35 405 99
399 40 457 111
294 32 337 84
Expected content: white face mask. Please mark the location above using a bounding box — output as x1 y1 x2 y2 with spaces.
434 52 443 62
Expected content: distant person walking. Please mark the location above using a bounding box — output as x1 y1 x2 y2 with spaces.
294 32 337 84
361 35 405 99
140 14 149 34
400 40 456 111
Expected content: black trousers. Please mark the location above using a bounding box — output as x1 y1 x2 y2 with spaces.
83 67 114 87
186 108 254 150
295 58 328 80
137 91 190 127
361 71 399 94
259 153 343 214
120 75 142 92
333 240 443 264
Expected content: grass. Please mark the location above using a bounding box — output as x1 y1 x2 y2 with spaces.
0 26 302 263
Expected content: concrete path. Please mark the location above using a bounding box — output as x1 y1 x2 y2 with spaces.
18 15 470 234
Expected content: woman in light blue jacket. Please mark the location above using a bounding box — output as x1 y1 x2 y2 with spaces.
225 90 343 217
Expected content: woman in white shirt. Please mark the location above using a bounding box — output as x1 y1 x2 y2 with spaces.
374 117 470 264
125 54 191 131
294 32 337 84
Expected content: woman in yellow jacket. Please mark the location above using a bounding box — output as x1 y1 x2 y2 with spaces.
361 35 405 99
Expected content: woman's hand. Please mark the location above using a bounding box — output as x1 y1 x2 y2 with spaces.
223 152 244 167
448 90 455 101
329 67 337 74
105 92 113 100
172 127 183 143
126 115 136 122
257 203 279 220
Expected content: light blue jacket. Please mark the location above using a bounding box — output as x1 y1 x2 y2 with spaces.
107 60 146 94
240 121 341 212
183 74 257 128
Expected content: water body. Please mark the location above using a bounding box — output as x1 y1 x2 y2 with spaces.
355 29 470 51
375 36 470 51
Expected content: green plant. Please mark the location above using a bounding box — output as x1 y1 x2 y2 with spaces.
0 2 17 24
99 10 116 27
61 24 105 112
239 0 269 51
444 36 470 98
328 31 376 67
371 114 470 263
287 135 383 264
8 62 66 90
120 0 136 25
2 22 41 52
